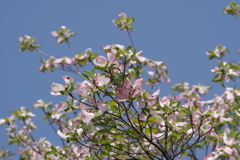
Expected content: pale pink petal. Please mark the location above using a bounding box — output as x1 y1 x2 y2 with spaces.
115 98 128 102
18 37 24 42
51 83 64 92
167 114 176 123
50 90 62 95
98 103 108 115
154 61 163 66
62 76 74 86
147 88 160 99
102 45 111 50
122 78 132 88
155 115 165 126
118 12 127 17
203 106 210 115
68 120 80 128
55 101 68 112
203 154 214 160
84 48 92 53
234 109 240 116
27 112 36 117
57 130 70 139
57 37 64 43
54 58 63 63
133 78 143 87
65 57 72 64
136 50 143 56
136 56 147 63
81 109 95 124
223 146 233 154
93 56 108 66
221 117 233 122
96 75 110 86
148 71 155 77
223 125 235 146
56 119 65 127
76 128 83 135
107 53 115 63
116 88 130 99
51 31 58 37
166 76 171 83
137 99 146 108
114 44 125 50
152 88 160 96
24 35 30 39
0 119 6 125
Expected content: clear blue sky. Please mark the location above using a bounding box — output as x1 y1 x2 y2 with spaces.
0 1 239 159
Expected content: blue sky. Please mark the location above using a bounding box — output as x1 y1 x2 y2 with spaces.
0 1 239 159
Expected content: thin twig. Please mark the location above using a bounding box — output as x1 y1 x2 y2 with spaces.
230 77 240 83
126 29 134 49
35 48 51 58
225 55 240 64
66 42 75 57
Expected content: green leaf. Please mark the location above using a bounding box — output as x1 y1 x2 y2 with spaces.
98 129 108 133
91 68 96 76
94 65 107 72
82 70 91 75
126 45 132 52
125 128 136 135
80 73 90 80
44 150 57 158
94 122 104 127
193 144 204 149
105 145 111 153
148 116 157 124
39 58 45 64
109 100 117 106
117 50 125 55
100 151 107 158
59 90 65 95
50 145 57 151
104 49 111 53
220 80 226 88
144 127 158 134
115 144 123 150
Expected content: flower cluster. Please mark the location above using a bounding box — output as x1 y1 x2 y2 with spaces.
113 12 135 31
1 8 240 160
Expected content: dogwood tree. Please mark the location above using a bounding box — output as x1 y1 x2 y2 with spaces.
0 2 239 160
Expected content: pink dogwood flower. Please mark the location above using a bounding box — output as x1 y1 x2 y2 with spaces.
50 83 65 95
223 125 235 146
19 106 36 117
94 53 116 67
115 78 143 101
102 44 125 54
118 12 127 18
94 73 110 87
145 88 161 99
57 129 70 139
55 101 68 112
75 80 93 97
62 75 74 86
54 57 73 67
81 109 95 124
